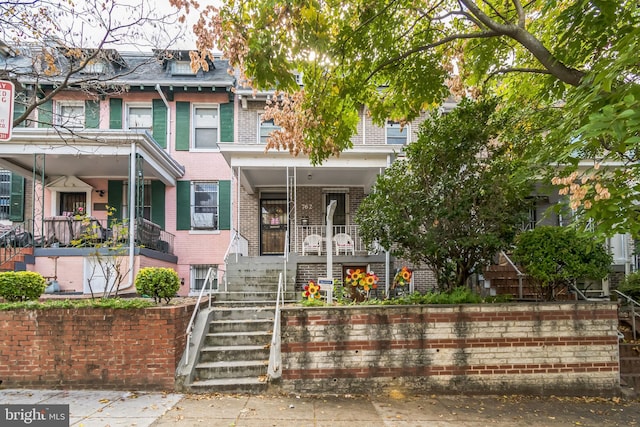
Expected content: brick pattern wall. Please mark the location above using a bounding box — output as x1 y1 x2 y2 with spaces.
279 303 620 396
0 302 199 390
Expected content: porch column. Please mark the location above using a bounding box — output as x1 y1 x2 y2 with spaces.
127 142 136 288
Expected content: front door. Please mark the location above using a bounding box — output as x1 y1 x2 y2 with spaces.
260 199 288 255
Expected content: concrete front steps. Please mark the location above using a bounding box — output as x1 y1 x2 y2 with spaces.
188 305 275 393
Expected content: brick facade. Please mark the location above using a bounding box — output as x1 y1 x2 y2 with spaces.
0 302 200 390
278 302 620 396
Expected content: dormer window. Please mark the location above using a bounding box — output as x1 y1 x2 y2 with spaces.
171 61 197 76
80 60 105 74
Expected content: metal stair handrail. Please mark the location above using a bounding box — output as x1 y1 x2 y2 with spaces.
268 272 284 379
614 289 640 340
185 266 216 363
0 223 31 268
500 250 526 299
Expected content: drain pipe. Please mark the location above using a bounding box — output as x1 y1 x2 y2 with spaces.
155 84 171 155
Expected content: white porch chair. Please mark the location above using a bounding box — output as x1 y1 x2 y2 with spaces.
333 233 355 255
302 234 323 256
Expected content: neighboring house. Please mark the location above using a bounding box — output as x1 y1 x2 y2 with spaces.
0 44 234 294
0 42 634 298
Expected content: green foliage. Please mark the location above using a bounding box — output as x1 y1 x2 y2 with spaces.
0 298 155 311
369 287 483 305
134 267 180 304
0 271 46 302
198 0 640 237
357 98 532 291
513 226 612 300
301 298 326 307
618 272 640 301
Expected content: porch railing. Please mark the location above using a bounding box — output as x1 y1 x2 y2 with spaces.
0 223 33 268
294 224 370 255
37 216 175 255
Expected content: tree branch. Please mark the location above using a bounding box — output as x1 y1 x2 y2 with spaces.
460 0 585 86
365 30 499 83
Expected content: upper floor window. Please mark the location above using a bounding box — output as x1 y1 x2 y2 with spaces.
57 101 84 129
126 104 152 131
193 105 219 149
192 181 219 230
0 171 10 220
171 61 197 76
80 60 106 74
259 115 280 144
386 121 409 145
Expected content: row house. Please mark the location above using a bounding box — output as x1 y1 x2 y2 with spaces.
0 43 634 299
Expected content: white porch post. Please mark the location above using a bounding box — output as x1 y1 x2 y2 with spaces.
127 142 137 288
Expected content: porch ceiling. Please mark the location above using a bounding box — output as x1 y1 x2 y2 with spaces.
0 129 185 186
219 144 400 194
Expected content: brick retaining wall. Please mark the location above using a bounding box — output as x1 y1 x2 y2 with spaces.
279 302 620 396
0 302 197 390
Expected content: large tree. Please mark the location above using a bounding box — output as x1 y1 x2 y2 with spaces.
356 98 531 291
173 0 639 236
1 0 186 129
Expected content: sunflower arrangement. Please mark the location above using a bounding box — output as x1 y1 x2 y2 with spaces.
302 280 321 301
393 266 412 288
344 268 379 292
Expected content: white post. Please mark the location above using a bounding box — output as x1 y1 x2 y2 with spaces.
127 142 136 288
325 200 337 303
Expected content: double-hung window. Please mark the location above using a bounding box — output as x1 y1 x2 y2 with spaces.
259 114 280 144
386 121 409 145
193 105 219 149
126 104 152 131
57 101 85 129
192 181 218 230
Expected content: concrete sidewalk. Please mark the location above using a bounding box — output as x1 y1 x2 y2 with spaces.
2 388 640 426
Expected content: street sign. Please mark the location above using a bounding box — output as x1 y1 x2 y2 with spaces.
0 80 15 141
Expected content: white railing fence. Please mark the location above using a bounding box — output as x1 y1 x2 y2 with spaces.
267 272 284 379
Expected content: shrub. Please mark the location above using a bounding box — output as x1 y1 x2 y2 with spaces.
618 271 640 301
135 267 180 304
513 226 612 301
0 271 46 302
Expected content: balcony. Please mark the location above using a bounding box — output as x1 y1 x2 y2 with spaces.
36 216 175 255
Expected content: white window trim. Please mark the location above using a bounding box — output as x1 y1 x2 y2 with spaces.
56 100 85 129
190 103 220 151
125 102 153 131
191 181 219 231
385 121 410 145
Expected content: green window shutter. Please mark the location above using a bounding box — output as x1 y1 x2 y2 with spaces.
151 181 165 229
107 180 123 227
13 99 26 128
218 180 231 230
219 102 234 143
175 101 190 151
109 98 123 129
8 174 24 222
85 100 100 129
152 99 167 148
176 180 191 230
38 99 53 128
